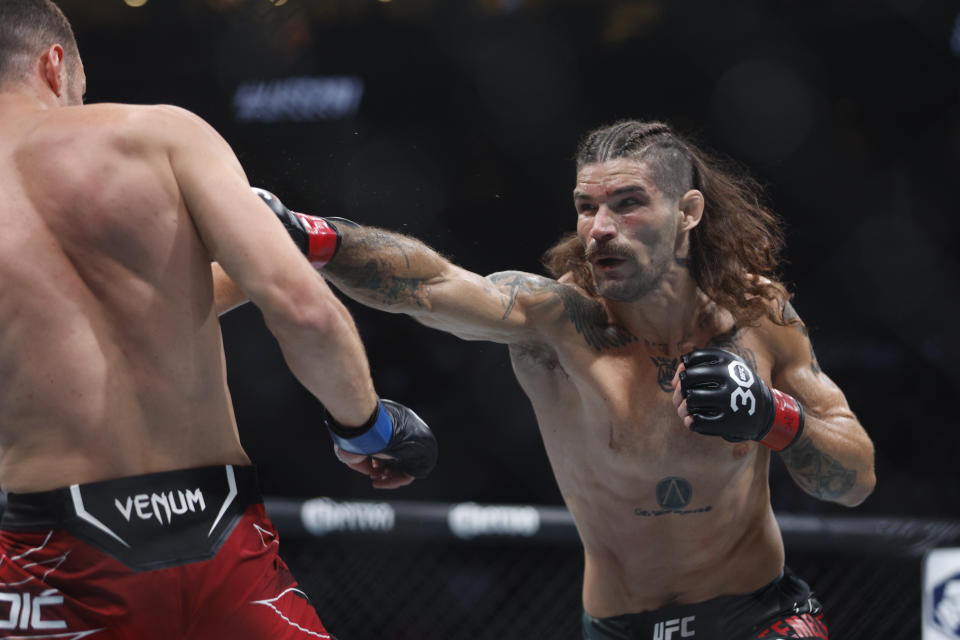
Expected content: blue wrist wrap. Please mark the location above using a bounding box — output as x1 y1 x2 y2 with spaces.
328 401 393 455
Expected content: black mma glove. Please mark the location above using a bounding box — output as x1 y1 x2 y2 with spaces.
678 348 804 451
252 187 358 267
325 399 438 479
252 187 342 267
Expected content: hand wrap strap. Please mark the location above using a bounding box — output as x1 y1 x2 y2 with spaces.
293 212 342 268
760 389 805 451
327 401 392 455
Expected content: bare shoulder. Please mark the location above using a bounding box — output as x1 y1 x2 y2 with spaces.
745 293 824 377
29 103 207 160
488 270 638 353
82 103 217 145
485 270 593 327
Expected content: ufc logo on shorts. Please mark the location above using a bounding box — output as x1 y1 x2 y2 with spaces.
0 590 66 631
653 615 695 639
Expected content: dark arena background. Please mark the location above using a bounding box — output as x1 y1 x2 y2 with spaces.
39 0 960 638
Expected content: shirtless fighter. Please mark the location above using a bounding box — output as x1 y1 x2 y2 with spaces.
0 1 435 638
254 120 876 638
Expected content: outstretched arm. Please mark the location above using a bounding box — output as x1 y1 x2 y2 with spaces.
322 224 556 344
769 304 876 506
250 196 641 351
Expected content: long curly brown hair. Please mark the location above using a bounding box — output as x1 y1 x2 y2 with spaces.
543 120 793 326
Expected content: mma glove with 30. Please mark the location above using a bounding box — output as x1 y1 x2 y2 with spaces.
678 348 804 451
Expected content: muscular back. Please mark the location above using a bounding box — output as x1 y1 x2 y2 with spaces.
0 103 246 492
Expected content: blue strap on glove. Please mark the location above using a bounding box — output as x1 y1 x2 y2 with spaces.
328 401 393 455
325 399 439 479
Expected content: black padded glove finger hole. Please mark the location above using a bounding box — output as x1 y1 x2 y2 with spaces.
686 380 721 390
691 409 723 420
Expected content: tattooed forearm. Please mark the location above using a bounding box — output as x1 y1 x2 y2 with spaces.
342 259 431 307
779 436 857 501
325 228 413 276
323 227 446 307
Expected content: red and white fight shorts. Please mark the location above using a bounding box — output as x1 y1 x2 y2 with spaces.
0 465 332 639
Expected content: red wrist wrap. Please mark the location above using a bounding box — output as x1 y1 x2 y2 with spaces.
761 389 805 451
294 212 340 267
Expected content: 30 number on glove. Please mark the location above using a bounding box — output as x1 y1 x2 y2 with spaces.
678 348 804 451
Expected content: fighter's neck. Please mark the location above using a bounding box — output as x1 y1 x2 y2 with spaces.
603 269 713 352
0 84 60 112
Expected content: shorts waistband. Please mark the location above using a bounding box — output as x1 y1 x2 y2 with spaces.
1 465 261 572
582 569 810 639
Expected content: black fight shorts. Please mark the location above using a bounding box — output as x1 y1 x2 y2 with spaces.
582 567 827 639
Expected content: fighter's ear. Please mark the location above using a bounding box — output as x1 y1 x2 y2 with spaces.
678 190 704 232
40 44 67 98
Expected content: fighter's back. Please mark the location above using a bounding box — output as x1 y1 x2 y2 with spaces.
0 103 248 493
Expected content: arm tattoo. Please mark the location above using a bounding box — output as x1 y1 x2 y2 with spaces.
779 436 857 501
344 259 431 308
784 302 822 375
488 272 540 320
552 286 636 352
489 273 636 352
323 228 432 307
706 326 759 372
325 228 412 277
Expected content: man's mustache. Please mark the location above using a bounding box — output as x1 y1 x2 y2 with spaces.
584 242 634 262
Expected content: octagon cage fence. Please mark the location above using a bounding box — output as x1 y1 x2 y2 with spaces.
262 496 960 640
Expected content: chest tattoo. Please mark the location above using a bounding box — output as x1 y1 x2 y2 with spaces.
650 356 679 392
635 476 713 517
